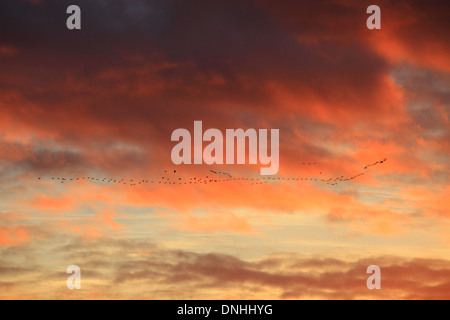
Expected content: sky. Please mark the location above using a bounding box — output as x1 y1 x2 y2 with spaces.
0 0 449 299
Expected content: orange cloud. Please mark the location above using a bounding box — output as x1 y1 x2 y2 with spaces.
0 226 31 246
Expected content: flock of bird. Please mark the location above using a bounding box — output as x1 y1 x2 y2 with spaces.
209 170 232 178
364 158 387 169
37 158 387 188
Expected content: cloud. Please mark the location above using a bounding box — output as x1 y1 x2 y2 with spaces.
0 238 449 299
0 0 448 299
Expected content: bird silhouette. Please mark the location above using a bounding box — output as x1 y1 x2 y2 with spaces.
38 158 386 190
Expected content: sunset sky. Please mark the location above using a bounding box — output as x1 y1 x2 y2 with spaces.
0 0 449 299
